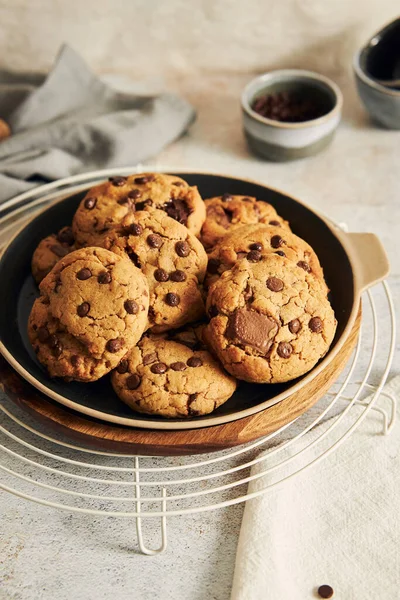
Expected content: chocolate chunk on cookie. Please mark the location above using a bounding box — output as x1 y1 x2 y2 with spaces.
200 195 290 250
205 254 336 383
100 209 207 332
72 172 206 246
111 335 237 418
31 227 76 284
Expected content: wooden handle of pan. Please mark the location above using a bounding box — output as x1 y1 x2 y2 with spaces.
341 232 390 293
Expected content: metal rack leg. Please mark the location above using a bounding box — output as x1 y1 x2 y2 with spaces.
134 456 168 556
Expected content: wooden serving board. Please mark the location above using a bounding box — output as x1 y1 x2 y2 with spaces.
0 309 361 456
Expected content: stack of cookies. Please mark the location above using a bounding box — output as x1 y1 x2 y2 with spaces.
29 172 337 418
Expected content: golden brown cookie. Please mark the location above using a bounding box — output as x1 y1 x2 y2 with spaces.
200 194 290 249
34 247 149 379
28 297 115 381
31 226 76 284
111 335 237 418
205 254 336 383
205 224 327 292
100 209 207 332
72 173 206 246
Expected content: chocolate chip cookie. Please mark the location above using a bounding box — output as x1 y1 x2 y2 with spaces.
72 172 206 246
100 209 207 332
205 224 327 292
205 254 336 383
31 226 76 283
35 247 149 378
200 194 290 249
28 297 115 381
111 335 237 418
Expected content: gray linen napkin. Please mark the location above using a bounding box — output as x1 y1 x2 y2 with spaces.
0 45 196 203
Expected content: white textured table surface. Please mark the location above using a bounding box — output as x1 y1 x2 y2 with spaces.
1 73 399 600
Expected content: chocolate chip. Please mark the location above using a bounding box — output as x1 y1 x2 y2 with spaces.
32 324 38 331
50 245 69 258
207 258 221 274
309 316 323 333
127 251 142 269
277 342 293 358
84 197 96 210
297 260 311 272
48 335 62 357
170 270 186 282
165 292 180 306
317 585 334 599
221 193 233 202
127 223 143 236
249 242 263 251
243 283 254 303
271 235 284 248
117 197 131 206
71 355 80 367
135 200 153 211
226 309 278 354
151 362 168 374
37 327 50 343
128 189 142 199
208 305 218 318
247 250 262 262
269 220 281 227
52 342 63 358
275 251 285 257
77 268 91 280
47 334 59 349
147 234 162 248
134 175 155 184
163 199 190 226
98 271 112 284
188 393 200 414
289 318 301 334
54 278 62 293
117 359 129 374
154 268 169 282
57 226 74 245
187 356 202 367
171 361 187 371
77 302 90 317
106 338 124 353
143 352 157 365
109 176 127 186
127 374 141 389
124 300 139 314
175 241 190 257
266 277 284 292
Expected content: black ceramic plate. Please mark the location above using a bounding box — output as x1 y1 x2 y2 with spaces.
0 172 359 430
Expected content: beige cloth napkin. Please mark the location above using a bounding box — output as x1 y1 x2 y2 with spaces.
231 376 400 600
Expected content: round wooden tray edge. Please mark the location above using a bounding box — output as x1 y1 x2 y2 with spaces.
0 308 361 456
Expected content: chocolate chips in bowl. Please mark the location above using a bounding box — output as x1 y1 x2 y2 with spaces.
241 69 343 161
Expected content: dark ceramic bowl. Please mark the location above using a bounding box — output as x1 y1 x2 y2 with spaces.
354 18 400 128
0 172 389 430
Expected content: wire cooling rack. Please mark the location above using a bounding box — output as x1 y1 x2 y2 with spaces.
0 167 397 555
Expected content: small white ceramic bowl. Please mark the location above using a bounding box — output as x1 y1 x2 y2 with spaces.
241 69 343 161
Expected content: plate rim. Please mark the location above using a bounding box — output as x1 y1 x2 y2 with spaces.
0 169 361 431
